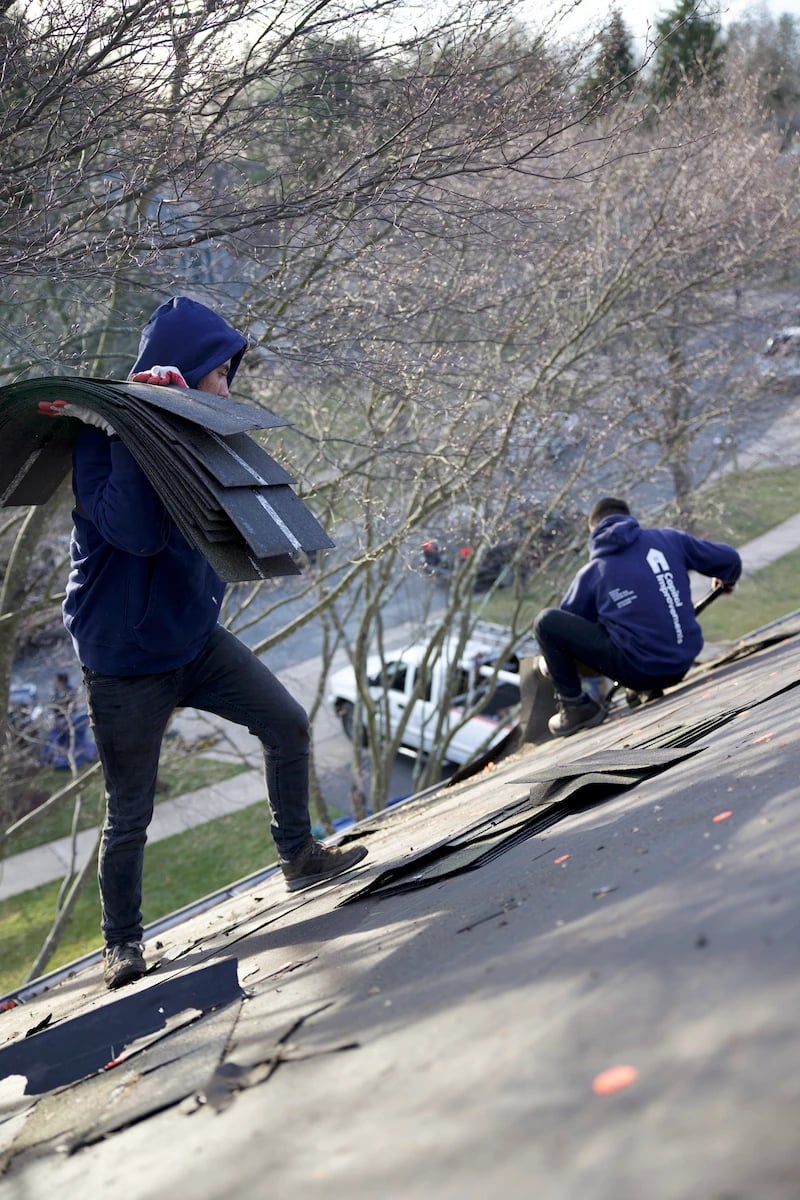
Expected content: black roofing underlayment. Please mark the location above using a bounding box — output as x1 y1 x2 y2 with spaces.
0 957 243 1095
0 377 334 581
0 977 351 1164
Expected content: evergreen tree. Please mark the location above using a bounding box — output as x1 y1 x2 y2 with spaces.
651 0 725 101
580 8 638 109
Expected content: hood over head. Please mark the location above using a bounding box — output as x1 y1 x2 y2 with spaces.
589 513 642 558
130 296 248 389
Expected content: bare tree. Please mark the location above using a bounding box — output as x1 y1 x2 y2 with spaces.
227 63 797 808
562 75 797 525
726 8 800 148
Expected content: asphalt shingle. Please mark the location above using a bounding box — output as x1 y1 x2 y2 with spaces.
0 376 334 580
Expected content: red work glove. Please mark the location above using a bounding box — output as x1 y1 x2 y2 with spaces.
37 400 115 435
129 365 187 387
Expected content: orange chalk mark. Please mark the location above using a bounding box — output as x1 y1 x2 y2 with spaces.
553 854 570 865
712 811 732 823
592 1064 638 1095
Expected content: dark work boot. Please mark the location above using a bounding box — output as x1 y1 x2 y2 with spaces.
548 693 607 737
280 839 368 892
103 941 146 990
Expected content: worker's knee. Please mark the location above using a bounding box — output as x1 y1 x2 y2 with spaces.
533 607 560 640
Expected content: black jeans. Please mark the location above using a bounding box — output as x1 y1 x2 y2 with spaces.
83 625 311 945
533 607 685 700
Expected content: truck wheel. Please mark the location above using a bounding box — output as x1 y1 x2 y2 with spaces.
338 702 367 745
339 701 355 738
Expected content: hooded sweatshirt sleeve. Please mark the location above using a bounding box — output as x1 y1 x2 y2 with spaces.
64 430 224 675
675 531 742 586
73 429 171 555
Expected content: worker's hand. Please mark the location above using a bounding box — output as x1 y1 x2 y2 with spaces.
37 400 115 435
713 577 736 594
129 365 187 388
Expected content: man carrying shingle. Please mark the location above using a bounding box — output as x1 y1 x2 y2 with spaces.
534 497 742 738
39 296 367 990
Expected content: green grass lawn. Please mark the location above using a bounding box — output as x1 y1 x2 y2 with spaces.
0 802 277 997
4 752 248 856
690 466 800 641
691 466 800 544
698 546 800 643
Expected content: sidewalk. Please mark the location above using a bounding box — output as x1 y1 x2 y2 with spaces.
3 518 800 904
0 767 267 902
690 511 800 601
736 512 800 575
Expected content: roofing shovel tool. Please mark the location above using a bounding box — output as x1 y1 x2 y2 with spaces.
693 579 729 615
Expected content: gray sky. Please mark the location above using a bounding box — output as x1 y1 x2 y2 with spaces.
540 0 800 45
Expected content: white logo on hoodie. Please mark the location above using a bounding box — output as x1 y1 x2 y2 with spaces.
646 547 684 643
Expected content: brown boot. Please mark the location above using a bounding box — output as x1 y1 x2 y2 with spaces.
548 694 607 737
281 840 368 892
103 942 146 989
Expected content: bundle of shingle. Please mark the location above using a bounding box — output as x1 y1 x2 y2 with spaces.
0 376 334 581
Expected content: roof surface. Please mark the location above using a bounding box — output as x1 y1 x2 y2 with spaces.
1 617 800 1200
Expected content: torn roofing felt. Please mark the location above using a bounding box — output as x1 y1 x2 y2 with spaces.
339 746 704 902
0 957 243 1095
0 376 334 581
697 621 800 669
624 642 800 751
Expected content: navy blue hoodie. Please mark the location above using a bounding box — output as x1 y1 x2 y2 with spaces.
63 298 248 675
561 514 741 676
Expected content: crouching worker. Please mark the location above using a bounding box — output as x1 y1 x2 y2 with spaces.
40 296 367 990
534 497 741 738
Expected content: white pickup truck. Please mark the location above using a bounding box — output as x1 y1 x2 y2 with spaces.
327 621 539 767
